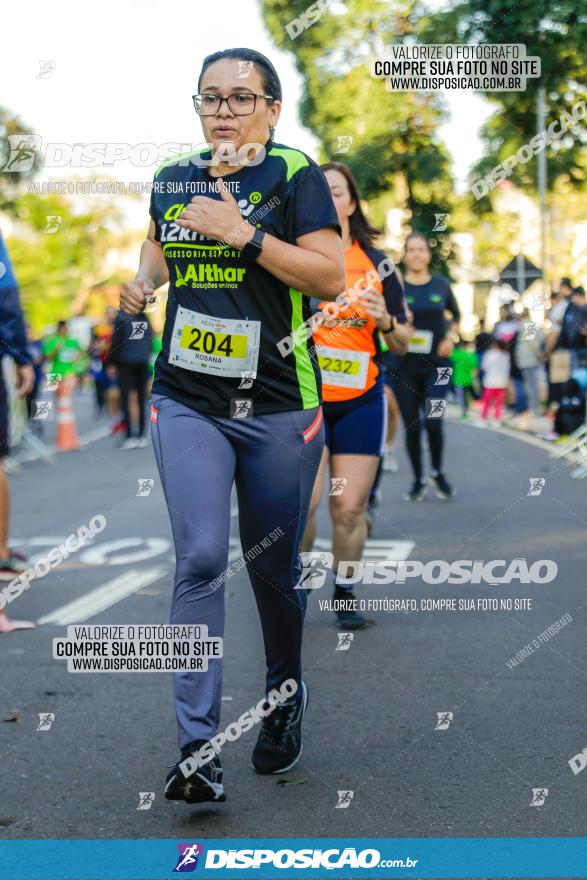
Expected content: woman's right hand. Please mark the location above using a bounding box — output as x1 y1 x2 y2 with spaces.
120 277 154 316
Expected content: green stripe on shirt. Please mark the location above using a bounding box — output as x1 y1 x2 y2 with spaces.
289 289 319 409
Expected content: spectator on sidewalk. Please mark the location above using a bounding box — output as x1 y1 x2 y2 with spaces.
554 378 586 437
551 287 587 393
474 318 492 388
450 338 479 419
493 305 527 413
479 338 511 427
0 233 35 632
42 320 85 386
107 310 153 449
546 289 571 408
515 310 545 415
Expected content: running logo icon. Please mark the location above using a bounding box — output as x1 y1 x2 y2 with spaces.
435 367 453 385
435 712 453 730
3 134 41 172
237 61 253 78
334 135 353 154
530 787 548 806
329 477 347 496
426 399 447 418
336 633 354 651
136 792 155 811
36 713 55 731
37 60 56 79
433 213 450 232
522 322 538 340
528 478 545 496
231 399 253 419
32 401 53 420
298 551 333 590
335 790 354 809
137 479 155 497
173 843 204 873
238 371 255 390
44 215 62 234
130 322 148 340
145 295 162 314
45 373 62 390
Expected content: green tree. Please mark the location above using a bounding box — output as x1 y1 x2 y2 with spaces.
261 0 458 271
419 0 587 195
7 186 136 331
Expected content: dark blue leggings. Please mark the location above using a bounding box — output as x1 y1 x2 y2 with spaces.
150 393 324 749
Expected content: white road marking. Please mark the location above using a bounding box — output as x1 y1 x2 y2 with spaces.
228 538 243 562
228 537 414 565
37 568 166 626
12 536 171 567
313 538 414 562
79 537 170 566
79 424 115 446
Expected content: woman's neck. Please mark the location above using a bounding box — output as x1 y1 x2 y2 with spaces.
404 268 432 284
341 222 353 250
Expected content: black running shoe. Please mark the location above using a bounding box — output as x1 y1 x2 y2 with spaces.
430 473 455 500
165 740 226 804
404 480 428 502
334 588 366 630
252 681 308 774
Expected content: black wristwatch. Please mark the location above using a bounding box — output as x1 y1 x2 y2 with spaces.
240 227 265 262
380 321 394 334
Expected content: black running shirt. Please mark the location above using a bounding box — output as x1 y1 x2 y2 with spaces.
401 275 460 368
149 140 340 417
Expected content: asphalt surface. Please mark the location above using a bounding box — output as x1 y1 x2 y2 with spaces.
1 391 587 850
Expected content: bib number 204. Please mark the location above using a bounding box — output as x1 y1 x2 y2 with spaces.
185 327 234 357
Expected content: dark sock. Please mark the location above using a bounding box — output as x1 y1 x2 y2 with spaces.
334 583 355 600
181 739 208 760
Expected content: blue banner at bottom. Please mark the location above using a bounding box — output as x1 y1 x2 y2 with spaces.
0 837 585 879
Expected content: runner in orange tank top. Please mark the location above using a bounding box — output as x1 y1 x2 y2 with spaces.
301 163 409 629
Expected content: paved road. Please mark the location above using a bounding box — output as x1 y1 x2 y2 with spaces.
1 397 587 846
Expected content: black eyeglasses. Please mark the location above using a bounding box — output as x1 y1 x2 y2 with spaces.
192 92 274 116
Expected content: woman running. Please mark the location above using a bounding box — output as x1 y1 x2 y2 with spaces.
390 233 460 501
120 48 344 803
301 163 408 629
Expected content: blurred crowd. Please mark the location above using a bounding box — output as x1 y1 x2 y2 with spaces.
25 306 162 450
448 278 587 436
18 277 587 450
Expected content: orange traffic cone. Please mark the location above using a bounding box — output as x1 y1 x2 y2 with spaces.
55 375 80 451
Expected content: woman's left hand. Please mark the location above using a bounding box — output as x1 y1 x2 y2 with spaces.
176 178 251 246
359 289 392 330
437 336 454 358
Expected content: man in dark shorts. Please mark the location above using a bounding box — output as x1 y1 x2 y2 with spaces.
0 233 35 632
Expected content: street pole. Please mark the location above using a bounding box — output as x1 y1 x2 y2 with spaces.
537 87 548 306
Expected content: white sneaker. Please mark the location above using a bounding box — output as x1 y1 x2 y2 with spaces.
135 437 149 448
121 437 138 450
382 446 399 472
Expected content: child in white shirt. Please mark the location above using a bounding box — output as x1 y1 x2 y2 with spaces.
481 339 511 424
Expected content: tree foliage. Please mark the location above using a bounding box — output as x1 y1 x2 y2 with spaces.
261 0 457 270
419 0 587 195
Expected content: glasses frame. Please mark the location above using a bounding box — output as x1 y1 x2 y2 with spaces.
192 92 275 117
